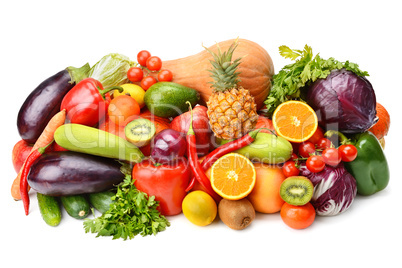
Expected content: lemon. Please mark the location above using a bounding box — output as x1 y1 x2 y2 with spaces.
113 83 146 108
182 191 217 227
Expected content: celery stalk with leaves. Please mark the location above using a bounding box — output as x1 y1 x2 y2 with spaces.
264 45 369 116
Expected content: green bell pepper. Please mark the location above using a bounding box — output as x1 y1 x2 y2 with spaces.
326 131 389 196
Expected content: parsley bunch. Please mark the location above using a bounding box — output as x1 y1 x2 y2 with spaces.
264 45 369 116
83 175 170 240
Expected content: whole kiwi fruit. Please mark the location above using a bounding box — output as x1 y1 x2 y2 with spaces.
218 198 255 230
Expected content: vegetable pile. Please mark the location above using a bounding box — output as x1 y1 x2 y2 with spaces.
11 39 391 238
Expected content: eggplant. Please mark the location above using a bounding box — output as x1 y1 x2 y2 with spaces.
17 63 90 144
27 151 125 196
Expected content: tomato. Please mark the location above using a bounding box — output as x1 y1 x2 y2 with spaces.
338 144 358 162
107 95 140 126
307 127 324 145
133 158 191 216
282 161 300 177
298 141 316 158
280 202 316 229
137 50 151 66
146 56 162 71
317 138 332 150
322 147 341 167
157 69 173 82
306 155 325 173
182 190 217 226
141 76 157 90
127 67 144 82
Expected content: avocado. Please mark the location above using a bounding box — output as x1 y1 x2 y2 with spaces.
144 82 200 118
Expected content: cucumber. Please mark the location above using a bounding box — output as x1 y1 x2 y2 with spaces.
54 123 144 163
60 195 90 219
88 190 116 214
37 193 62 227
144 82 200 118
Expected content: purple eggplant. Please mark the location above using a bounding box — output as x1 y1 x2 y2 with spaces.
27 151 125 196
17 64 89 144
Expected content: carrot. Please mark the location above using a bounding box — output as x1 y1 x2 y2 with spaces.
11 109 66 200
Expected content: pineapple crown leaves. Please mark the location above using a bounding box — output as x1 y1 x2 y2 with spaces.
203 38 244 92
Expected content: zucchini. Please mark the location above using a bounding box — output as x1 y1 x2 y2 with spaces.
88 190 116 214
60 195 90 219
54 123 144 163
37 193 62 227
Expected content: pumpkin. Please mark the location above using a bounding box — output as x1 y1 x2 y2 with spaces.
162 39 274 110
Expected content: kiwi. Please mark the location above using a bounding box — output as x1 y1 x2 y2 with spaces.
124 118 156 147
218 198 255 230
279 176 314 206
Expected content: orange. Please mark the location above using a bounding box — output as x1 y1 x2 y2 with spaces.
369 103 390 140
247 163 286 214
272 100 318 143
210 153 256 200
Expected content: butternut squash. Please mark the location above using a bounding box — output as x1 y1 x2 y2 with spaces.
162 39 274 110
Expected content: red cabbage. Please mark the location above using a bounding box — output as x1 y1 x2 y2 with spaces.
306 69 377 133
299 162 357 216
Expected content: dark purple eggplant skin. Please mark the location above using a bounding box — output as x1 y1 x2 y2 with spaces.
27 151 125 196
17 69 75 144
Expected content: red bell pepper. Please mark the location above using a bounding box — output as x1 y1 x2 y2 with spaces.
60 78 122 126
132 157 191 216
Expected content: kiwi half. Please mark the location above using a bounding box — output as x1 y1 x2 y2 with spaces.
280 176 314 206
124 118 156 147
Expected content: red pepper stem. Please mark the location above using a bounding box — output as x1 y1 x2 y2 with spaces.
98 86 124 99
186 101 195 136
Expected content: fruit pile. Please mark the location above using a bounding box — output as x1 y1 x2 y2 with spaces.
11 38 390 239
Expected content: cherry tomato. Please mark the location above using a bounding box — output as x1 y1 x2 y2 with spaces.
282 161 300 177
322 148 341 167
108 95 140 126
298 141 316 158
141 76 157 90
280 202 316 229
307 127 324 145
146 56 162 71
137 50 151 66
306 155 325 173
338 144 358 162
316 138 332 150
157 69 173 82
127 67 144 82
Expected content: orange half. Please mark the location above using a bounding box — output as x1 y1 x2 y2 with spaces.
272 101 318 143
210 153 256 200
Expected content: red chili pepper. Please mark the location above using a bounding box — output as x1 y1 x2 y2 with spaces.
20 143 52 215
186 103 221 203
60 78 122 126
185 128 261 192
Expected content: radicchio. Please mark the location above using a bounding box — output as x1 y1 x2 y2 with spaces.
299 163 357 216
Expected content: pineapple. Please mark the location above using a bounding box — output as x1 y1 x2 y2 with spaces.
205 39 258 140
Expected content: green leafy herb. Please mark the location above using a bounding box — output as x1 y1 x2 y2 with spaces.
83 175 170 240
264 45 369 116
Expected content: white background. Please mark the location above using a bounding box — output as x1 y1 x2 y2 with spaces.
1 0 401 267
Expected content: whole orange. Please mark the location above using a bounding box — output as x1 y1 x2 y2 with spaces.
247 163 286 214
369 103 390 140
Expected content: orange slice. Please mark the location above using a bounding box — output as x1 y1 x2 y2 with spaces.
272 101 318 143
210 153 256 200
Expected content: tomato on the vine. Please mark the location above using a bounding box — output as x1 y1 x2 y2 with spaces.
141 76 157 90
158 69 173 82
146 56 162 71
282 161 300 177
322 148 341 167
137 50 151 66
306 155 325 173
127 67 144 82
298 141 316 158
316 138 332 150
338 144 358 162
